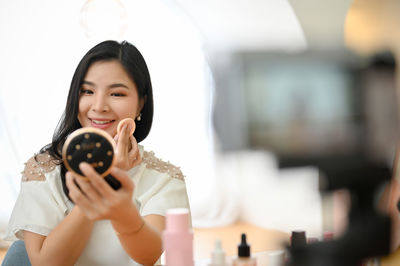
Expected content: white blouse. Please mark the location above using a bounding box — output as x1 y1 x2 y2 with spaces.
4 147 191 266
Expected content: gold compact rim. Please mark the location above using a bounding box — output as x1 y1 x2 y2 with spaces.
62 127 116 179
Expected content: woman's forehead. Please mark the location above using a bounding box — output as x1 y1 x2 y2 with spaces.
84 60 136 87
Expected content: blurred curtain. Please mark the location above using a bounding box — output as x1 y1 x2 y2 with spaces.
0 0 216 242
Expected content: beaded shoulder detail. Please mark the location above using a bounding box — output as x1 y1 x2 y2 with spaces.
22 153 58 182
142 151 184 181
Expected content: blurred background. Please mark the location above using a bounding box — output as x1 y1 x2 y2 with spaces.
1 0 400 249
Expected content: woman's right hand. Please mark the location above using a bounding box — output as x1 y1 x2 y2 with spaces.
66 163 136 222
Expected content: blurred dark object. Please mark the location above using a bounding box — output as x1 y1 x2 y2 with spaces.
212 49 398 265
286 159 391 266
291 230 307 248
284 51 397 265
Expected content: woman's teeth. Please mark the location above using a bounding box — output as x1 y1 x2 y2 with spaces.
92 120 113 125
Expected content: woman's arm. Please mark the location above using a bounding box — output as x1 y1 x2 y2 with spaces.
67 164 164 265
112 208 165 266
24 206 94 266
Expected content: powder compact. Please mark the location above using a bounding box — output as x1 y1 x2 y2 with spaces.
62 127 121 190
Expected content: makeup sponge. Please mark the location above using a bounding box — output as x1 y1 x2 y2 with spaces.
117 118 136 136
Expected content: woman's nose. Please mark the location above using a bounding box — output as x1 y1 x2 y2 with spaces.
92 94 109 112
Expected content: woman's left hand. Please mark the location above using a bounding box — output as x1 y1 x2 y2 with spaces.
113 124 141 171
66 163 136 221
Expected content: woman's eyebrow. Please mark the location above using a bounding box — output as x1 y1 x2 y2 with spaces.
108 83 130 89
82 81 129 90
82 80 95 86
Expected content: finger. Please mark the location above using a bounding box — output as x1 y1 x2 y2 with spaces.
110 166 134 192
79 162 114 198
113 133 119 145
115 124 129 156
66 171 86 194
66 172 95 211
73 172 103 204
128 136 141 167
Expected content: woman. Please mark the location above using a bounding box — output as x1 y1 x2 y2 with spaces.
4 40 190 265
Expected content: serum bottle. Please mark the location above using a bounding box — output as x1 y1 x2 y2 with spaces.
209 239 228 266
233 233 256 266
163 208 194 266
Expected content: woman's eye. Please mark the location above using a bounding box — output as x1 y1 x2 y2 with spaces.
80 89 93 95
111 93 125 97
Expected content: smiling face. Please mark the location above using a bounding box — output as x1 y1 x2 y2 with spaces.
78 60 143 137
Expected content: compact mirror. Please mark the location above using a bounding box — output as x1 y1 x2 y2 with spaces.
62 127 121 189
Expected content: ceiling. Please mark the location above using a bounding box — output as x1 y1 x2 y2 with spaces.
173 0 353 53
289 0 353 49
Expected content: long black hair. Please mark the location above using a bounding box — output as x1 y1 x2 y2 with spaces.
40 40 154 197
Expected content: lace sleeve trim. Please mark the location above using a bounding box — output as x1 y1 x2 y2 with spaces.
142 151 185 181
22 153 57 182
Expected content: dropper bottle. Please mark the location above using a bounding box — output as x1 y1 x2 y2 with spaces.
209 239 228 266
233 233 256 266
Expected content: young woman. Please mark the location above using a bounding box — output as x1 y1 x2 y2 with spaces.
4 40 190 266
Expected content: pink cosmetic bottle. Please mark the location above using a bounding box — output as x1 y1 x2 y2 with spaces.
163 208 194 266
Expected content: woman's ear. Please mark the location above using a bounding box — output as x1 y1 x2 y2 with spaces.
138 95 147 114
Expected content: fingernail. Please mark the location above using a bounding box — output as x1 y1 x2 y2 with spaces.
79 162 89 171
66 172 76 182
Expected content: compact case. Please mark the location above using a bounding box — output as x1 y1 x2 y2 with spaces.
62 127 121 190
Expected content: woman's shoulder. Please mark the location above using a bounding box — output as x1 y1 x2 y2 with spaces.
141 150 184 181
22 152 59 182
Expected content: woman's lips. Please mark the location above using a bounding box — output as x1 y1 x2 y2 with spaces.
90 119 115 129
